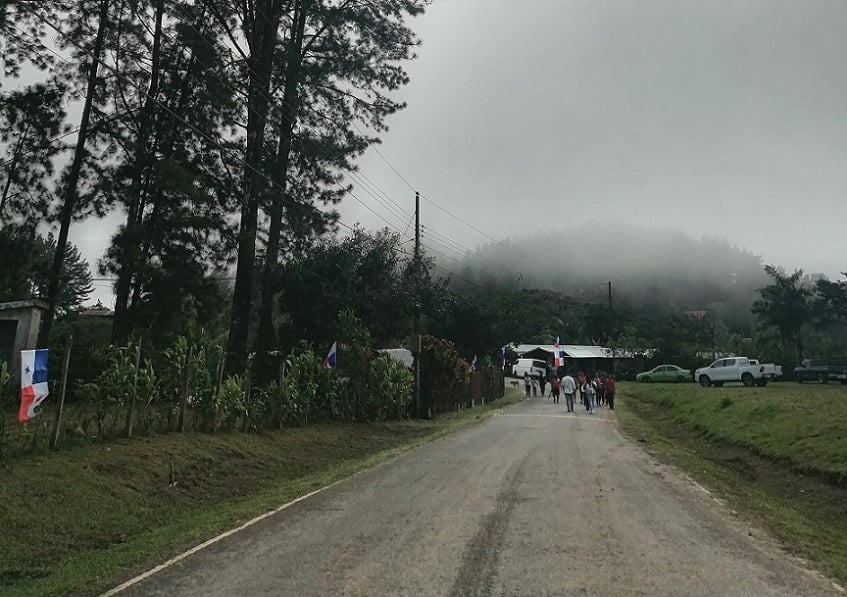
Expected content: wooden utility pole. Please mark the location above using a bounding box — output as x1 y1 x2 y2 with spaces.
608 281 612 312
49 335 73 450
414 191 422 418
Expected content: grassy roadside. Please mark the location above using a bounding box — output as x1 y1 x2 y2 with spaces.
0 389 523 597
616 382 847 585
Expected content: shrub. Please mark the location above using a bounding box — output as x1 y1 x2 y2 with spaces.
419 336 469 415
216 375 246 431
365 353 413 421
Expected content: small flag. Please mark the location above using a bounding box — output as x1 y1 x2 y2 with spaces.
19 349 49 425
323 341 337 369
499 346 506 369
471 354 479 371
554 336 561 367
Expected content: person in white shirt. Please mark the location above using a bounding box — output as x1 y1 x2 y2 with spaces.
561 373 576 412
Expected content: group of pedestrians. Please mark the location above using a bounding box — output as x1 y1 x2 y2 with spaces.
523 369 616 414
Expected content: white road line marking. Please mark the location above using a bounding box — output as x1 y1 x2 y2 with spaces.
495 413 613 422
100 476 351 596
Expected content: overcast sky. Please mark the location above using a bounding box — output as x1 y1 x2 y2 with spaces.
14 0 847 304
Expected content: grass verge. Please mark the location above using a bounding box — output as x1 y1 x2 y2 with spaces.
616 381 847 586
0 389 523 597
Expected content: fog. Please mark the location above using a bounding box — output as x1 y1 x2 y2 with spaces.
343 0 847 284
437 224 770 319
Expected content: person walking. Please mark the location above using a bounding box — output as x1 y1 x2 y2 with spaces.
562 372 576 412
596 374 605 406
550 376 561 404
584 379 597 414
539 372 547 397
577 372 586 404
523 371 531 399
604 374 616 410
532 375 539 397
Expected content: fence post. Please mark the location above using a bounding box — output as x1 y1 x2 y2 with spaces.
123 338 143 439
211 349 225 433
49 335 73 450
177 344 193 433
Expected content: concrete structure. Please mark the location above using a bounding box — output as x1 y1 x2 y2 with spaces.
0 299 48 386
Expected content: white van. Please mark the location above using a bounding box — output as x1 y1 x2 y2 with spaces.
512 358 548 379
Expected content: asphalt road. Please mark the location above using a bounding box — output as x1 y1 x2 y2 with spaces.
117 396 839 597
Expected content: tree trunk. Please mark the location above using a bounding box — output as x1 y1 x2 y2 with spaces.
38 0 109 348
112 0 165 345
255 0 308 379
225 0 285 374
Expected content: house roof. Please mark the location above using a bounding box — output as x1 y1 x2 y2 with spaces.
0 299 48 312
514 344 612 359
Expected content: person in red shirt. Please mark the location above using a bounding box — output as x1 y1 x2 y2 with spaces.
604 375 617 410
550 376 562 404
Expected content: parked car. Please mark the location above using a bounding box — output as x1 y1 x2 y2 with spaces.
511 358 547 379
794 358 847 385
695 357 782 387
635 364 691 383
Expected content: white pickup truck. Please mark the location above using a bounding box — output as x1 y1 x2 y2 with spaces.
695 357 782 388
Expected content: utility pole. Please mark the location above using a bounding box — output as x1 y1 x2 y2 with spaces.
414 191 422 418
608 281 612 312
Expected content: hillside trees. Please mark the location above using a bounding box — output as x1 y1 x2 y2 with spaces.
752 266 812 362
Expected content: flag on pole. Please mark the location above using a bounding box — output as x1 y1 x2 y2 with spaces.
471 354 479 371
323 341 337 368
499 346 506 370
554 336 561 367
19 349 49 424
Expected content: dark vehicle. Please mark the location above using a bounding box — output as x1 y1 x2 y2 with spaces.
794 358 847 384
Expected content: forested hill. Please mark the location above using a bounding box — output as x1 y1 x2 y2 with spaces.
443 225 768 321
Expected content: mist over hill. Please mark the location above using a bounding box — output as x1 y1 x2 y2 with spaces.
440 225 769 326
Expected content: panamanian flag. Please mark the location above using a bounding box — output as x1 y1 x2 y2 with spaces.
554 336 561 367
323 341 337 369
19 349 49 424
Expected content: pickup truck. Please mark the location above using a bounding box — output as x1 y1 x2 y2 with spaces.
695 357 782 388
794 358 847 385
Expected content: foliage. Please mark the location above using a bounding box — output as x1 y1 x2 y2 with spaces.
276 229 415 350
281 344 339 426
216 375 246 432
336 309 372 422
0 226 93 313
0 82 67 222
418 335 469 416
365 353 413 421
752 266 812 361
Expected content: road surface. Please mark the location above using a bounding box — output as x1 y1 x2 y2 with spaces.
117 396 839 596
